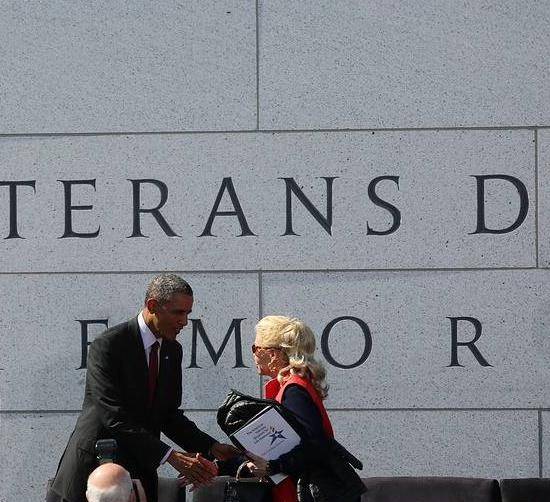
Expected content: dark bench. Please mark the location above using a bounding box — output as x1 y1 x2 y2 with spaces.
500 478 550 502
360 477 500 502
185 476 550 502
49 472 550 501
190 476 501 502
48 476 550 501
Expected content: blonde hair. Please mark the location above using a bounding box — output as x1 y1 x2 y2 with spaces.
255 315 329 399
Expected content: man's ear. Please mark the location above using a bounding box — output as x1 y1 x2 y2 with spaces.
145 298 158 314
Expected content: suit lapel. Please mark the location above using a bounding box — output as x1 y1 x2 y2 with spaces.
128 317 149 404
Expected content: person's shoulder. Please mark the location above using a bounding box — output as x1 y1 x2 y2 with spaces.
281 383 321 426
283 374 311 390
284 382 312 398
282 376 317 402
90 318 135 348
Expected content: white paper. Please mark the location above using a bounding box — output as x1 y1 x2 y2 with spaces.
231 406 301 484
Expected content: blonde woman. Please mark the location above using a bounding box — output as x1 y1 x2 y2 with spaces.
246 315 338 502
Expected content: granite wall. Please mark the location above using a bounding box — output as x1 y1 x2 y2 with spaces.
1 1 550 501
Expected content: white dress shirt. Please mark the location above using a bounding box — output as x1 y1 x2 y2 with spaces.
137 311 172 465
138 312 163 369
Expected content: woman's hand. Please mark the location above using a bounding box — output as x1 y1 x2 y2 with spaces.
210 441 241 460
245 451 270 478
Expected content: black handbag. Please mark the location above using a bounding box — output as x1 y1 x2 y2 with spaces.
217 388 305 437
223 462 272 502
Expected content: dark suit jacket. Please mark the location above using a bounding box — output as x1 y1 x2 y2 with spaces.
47 317 216 502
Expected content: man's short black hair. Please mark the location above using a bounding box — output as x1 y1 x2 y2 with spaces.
145 274 193 305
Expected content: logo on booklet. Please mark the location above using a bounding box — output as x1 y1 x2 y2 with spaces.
268 427 286 445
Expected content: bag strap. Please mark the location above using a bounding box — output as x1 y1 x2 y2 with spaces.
235 461 250 480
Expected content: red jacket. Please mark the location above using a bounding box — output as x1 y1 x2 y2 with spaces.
265 375 333 502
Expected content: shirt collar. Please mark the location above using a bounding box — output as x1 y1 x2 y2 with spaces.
138 311 162 350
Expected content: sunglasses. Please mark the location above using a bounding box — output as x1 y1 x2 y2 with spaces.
251 344 282 354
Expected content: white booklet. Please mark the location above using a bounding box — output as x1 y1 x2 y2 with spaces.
230 406 301 484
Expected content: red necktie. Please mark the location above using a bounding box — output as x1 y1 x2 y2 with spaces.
147 341 159 407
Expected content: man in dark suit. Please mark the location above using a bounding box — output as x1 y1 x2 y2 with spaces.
47 274 237 502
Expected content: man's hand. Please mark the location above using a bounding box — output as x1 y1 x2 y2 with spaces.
167 451 218 488
210 442 240 461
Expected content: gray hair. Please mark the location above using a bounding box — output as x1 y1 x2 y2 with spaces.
86 470 132 502
145 274 193 305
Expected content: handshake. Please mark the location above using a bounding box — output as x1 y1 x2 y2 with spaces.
167 442 240 490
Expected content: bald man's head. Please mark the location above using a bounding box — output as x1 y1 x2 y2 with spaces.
86 463 133 502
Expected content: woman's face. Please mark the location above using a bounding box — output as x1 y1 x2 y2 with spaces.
252 335 285 378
